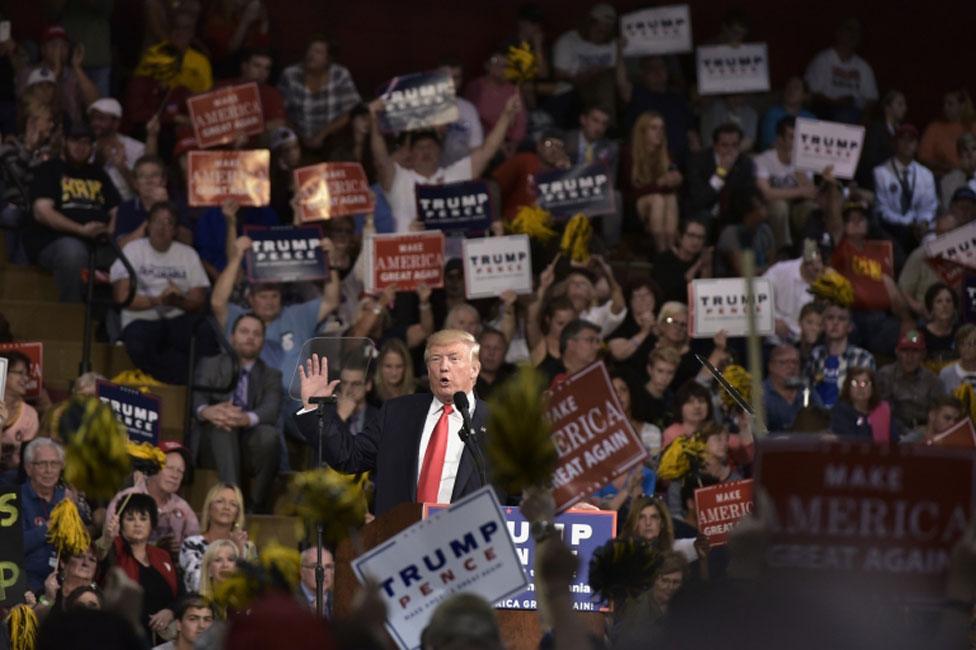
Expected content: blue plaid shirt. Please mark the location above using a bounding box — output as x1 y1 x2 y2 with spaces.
278 63 361 139
806 343 875 408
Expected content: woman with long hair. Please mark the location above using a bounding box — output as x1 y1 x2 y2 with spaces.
919 89 976 176
370 339 417 406
830 367 904 443
922 282 959 366
198 539 240 600
1 351 39 471
622 112 682 252
179 483 256 592
621 495 675 554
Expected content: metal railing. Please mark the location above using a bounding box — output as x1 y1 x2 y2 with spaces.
80 235 136 375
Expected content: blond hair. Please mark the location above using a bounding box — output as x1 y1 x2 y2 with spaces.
200 483 246 533
656 301 688 325
424 329 480 364
630 112 672 189
198 539 239 599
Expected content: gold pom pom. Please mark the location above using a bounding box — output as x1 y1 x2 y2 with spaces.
656 435 706 481
504 41 538 85
61 397 131 501
285 469 368 547
5 604 38 650
719 365 752 411
486 365 558 494
126 441 166 473
259 542 302 591
510 205 557 242
808 268 854 307
46 499 91 558
559 213 592 264
953 382 976 424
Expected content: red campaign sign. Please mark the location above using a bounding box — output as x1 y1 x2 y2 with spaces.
755 439 976 602
187 82 265 148
831 239 893 311
546 362 648 511
367 232 444 293
187 150 270 207
694 479 754 547
925 256 965 288
294 162 374 221
928 417 976 449
0 342 42 399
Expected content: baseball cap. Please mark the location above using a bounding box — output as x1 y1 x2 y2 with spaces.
894 123 919 141
41 25 70 45
269 126 299 151
26 67 56 87
88 97 123 118
589 3 616 23
158 440 191 467
896 329 925 351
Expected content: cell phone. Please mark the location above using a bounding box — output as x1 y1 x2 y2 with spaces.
0 22 10 44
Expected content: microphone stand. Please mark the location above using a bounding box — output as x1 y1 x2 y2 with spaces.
308 395 336 618
459 415 488 489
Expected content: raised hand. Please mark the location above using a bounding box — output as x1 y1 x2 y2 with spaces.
299 353 341 409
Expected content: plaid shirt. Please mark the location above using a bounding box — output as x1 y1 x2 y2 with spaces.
278 63 361 139
806 342 876 405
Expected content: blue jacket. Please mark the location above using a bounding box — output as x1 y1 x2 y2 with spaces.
21 482 66 593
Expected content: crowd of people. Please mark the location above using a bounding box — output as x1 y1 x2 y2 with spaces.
0 1 974 648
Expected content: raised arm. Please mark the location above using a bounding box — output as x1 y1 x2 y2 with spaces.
368 99 395 192
470 94 522 177
211 235 251 331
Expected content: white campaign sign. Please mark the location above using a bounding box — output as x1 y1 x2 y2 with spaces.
696 43 770 95
793 117 865 180
462 235 533 300
352 487 528 650
620 5 692 56
924 220 976 271
688 278 775 338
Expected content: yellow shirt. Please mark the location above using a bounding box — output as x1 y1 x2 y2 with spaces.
135 43 213 94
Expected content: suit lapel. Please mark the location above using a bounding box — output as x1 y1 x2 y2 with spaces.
247 360 261 408
407 396 433 502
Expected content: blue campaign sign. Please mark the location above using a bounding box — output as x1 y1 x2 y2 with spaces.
534 162 615 219
377 68 458 133
426 504 616 611
416 180 493 231
963 273 976 324
95 380 161 445
244 224 328 284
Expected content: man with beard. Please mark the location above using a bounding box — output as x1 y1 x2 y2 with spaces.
193 313 282 513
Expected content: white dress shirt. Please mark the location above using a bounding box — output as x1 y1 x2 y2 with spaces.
872 159 938 226
763 257 814 343
416 392 476 504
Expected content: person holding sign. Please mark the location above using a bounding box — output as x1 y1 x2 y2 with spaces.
296 329 494 514
370 93 522 233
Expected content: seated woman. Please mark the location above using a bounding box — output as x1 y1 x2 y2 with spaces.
107 493 181 640
829 367 905 444
621 112 683 253
179 483 256 592
35 545 98 623
198 539 240 600
1 350 39 470
620 495 674 554
922 282 959 368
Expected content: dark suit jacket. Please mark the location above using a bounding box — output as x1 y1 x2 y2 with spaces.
296 392 493 515
192 354 283 427
565 129 620 181
684 147 756 220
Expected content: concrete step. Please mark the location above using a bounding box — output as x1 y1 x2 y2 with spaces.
0 300 86 342
0 266 58 301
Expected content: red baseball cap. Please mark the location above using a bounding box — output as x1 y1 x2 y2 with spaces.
896 329 925 351
159 440 191 467
42 26 70 45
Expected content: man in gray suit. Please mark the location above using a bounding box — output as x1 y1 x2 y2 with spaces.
193 312 282 513
564 103 621 245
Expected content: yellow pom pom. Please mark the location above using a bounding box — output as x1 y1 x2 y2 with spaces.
510 205 556 242
719 365 752 411
808 268 854 307
560 213 592 264
61 398 131 500
5 604 38 650
285 469 368 547
259 542 301 591
46 499 90 558
504 41 538 85
953 383 976 424
656 435 706 481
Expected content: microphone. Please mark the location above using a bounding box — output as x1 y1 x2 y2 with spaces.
453 391 472 442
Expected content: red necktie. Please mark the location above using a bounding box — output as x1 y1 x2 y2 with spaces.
417 403 453 503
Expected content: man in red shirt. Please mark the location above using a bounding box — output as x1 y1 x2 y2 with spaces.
492 129 572 221
216 48 287 139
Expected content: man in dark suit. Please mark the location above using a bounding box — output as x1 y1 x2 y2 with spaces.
684 122 756 224
193 312 282 513
565 104 621 245
296 329 492 515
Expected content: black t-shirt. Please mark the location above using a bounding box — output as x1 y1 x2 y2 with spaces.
652 250 695 305
632 388 674 430
536 354 565 385
475 363 516 400
24 159 121 259
607 315 658 382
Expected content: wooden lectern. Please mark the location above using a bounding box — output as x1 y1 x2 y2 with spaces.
334 502 604 650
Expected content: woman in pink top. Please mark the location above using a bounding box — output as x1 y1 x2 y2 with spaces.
1 351 39 470
465 49 528 150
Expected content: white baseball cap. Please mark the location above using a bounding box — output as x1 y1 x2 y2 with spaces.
26 67 56 87
88 97 123 118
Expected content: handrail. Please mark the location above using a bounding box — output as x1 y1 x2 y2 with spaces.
80 234 137 375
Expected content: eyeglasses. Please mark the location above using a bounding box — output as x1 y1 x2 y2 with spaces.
31 460 63 470
664 316 687 327
851 379 872 388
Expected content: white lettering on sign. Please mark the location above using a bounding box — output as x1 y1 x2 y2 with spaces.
419 192 490 219
386 81 454 111
250 238 320 262
538 174 608 202
98 397 159 432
